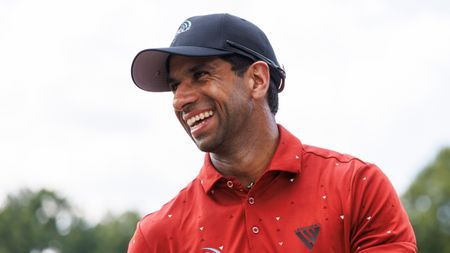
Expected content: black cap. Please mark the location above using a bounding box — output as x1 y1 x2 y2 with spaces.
131 13 286 92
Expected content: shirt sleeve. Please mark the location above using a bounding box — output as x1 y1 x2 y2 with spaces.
128 221 151 253
348 164 417 252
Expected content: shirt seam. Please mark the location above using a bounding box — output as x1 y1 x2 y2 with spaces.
302 150 368 165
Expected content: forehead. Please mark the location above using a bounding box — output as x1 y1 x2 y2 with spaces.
168 56 229 76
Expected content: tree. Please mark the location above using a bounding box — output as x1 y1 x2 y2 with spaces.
0 189 76 253
90 211 140 253
402 147 450 252
0 188 140 253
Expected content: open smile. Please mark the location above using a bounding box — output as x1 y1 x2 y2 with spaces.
186 110 214 127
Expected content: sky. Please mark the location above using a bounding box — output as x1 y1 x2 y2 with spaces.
1 0 449 223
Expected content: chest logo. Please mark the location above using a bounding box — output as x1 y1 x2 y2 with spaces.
295 223 321 250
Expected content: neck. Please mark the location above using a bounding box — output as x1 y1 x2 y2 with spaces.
210 120 279 187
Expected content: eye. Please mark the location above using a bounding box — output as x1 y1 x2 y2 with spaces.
193 71 208 80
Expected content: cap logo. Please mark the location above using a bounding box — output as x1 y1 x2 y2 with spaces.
176 20 192 35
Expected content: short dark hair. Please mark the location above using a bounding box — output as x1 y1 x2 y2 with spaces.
220 54 279 115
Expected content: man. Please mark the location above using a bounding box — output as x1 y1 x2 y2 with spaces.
128 13 416 252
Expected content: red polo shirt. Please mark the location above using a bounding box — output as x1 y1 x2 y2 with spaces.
128 125 416 252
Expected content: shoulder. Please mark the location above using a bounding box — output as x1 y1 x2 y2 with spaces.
302 144 368 166
299 144 416 251
140 179 197 230
301 144 376 179
133 179 201 249
299 144 391 200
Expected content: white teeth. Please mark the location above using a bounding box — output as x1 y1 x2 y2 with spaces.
187 110 214 127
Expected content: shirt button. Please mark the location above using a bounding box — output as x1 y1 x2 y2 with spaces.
252 226 260 234
248 197 255 205
226 180 234 188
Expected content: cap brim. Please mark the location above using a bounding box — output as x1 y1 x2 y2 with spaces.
131 46 233 92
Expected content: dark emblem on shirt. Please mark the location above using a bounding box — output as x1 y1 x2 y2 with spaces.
295 223 321 250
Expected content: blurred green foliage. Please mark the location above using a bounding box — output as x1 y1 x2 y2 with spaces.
402 147 450 252
0 189 140 253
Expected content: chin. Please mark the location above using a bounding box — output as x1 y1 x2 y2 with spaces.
194 137 221 153
195 141 214 153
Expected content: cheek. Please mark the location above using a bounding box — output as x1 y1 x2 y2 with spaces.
227 81 251 105
207 82 224 97
212 79 244 102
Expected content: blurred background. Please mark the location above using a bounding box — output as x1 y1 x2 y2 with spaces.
0 0 449 252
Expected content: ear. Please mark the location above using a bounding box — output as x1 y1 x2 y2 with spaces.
246 61 270 100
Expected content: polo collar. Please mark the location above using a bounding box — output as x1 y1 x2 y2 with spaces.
198 124 303 193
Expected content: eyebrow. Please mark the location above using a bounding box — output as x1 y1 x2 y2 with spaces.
167 61 212 84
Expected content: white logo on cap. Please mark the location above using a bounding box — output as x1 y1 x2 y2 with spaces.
176 20 192 35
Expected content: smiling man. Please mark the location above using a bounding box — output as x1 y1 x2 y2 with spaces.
128 13 416 252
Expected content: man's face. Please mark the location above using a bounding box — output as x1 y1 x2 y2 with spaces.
168 56 254 153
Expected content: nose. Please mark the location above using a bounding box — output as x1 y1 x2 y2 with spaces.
172 80 198 112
